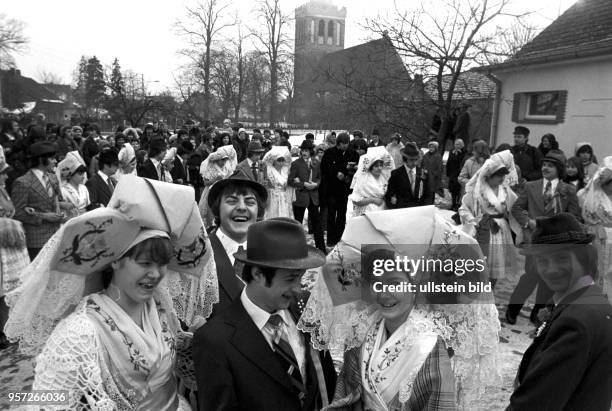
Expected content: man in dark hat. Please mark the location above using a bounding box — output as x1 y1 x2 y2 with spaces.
278 131 292 151
320 132 351 246
368 129 384 147
205 172 268 318
385 143 431 209
508 213 612 411
507 149 582 325
86 148 119 210
138 138 168 181
194 218 336 411
236 140 266 182
511 126 542 181
289 140 326 253
171 140 194 185
11 142 68 259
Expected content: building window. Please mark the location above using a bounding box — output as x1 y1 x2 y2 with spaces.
310 20 315 43
328 21 334 45
512 90 568 124
318 20 325 44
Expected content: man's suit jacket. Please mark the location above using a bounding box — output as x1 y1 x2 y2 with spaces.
288 158 320 208
85 173 114 210
511 179 581 230
11 169 62 248
170 156 189 185
320 146 350 199
384 165 431 209
193 294 337 411
235 159 265 183
138 159 160 180
508 285 612 410
208 231 244 319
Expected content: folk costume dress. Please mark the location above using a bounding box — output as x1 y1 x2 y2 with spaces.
578 156 612 303
299 207 502 411
57 151 90 219
197 145 237 227
459 150 522 280
348 147 394 219
4 175 218 411
262 146 293 219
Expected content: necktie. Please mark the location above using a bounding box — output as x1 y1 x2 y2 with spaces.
409 169 415 193
43 174 54 198
251 162 259 182
107 176 115 193
158 164 166 182
543 180 554 215
268 314 305 399
307 161 313 182
234 245 245 279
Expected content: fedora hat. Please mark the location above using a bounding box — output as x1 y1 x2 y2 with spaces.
28 141 56 158
52 174 212 277
522 213 594 255
300 139 315 151
247 140 265 153
207 170 268 209
234 217 325 269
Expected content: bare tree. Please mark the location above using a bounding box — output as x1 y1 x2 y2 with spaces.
231 24 249 122
244 51 270 124
0 14 28 69
173 69 208 124
210 49 234 120
365 0 528 139
250 0 291 127
478 20 539 64
176 0 234 121
37 69 64 84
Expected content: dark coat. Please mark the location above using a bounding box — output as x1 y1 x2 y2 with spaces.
288 158 320 207
320 146 351 199
446 149 468 192
85 173 114 210
511 144 542 182
508 285 612 411
208 231 244 320
81 136 99 167
385 165 431 209
193 293 337 411
170 156 189 185
137 159 160 181
235 159 265 183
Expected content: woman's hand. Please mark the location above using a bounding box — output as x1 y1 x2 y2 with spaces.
370 197 384 206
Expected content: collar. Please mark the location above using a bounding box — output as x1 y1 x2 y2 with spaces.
31 168 45 180
241 288 289 330
404 164 416 173
247 158 257 167
97 170 109 183
151 158 161 167
217 227 246 251
553 275 594 305
543 178 559 193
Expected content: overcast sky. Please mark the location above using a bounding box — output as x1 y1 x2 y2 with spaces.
4 0 576 92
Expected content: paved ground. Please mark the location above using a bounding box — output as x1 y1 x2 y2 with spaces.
0 233 536 410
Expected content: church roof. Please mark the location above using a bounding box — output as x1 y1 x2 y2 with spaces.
312 36 416 95
483 0 612 71
0 69 61 109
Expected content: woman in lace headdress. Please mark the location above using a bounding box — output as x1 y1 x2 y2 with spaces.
0 154 30 350
198 145 237 227
5 175 217 410
459 150 522 288
116 140 137 180
578 156 612 303
56 150 90 219
348 146 394 219
162 147 178 183
262 145 293 218
298 207 501 411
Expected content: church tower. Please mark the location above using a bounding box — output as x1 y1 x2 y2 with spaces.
294 0 347 121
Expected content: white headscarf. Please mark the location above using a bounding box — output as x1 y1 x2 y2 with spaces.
117 143 136 175
579 156 612 225
350 146 394 191
262 146 291 187
199 145 237 180
56 151 86 182
464 150 518 198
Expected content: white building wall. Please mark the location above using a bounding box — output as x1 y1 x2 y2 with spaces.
494 58 612 156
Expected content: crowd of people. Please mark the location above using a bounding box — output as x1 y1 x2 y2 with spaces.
0 116 611 410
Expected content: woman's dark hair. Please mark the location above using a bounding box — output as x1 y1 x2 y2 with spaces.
210 183 266 225
576 144 593 157
59 126 73 139
563 156 586 189
494 143 512 153
488 166 510 179
70 165 88 178
390 133 401 143
136 149 147 165
242 264 277 285
538 134 559 156
102 236 174 288
351 138 368 153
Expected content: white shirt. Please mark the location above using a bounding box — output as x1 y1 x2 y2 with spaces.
97 170 112 186
404 164 416 192
542 178 559 195
240 288 307 381
151 158 162 179
31 168 48 188
216 228 246 267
